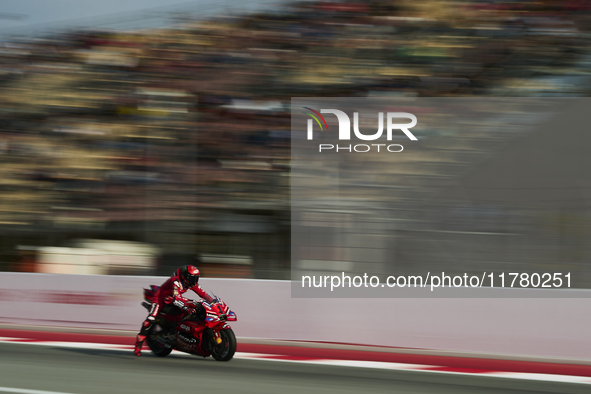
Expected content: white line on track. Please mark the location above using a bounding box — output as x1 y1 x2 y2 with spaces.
0 387 77 394
237 357 591 384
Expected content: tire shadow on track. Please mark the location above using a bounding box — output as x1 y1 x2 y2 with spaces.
51 346 217 362
48 347 134 359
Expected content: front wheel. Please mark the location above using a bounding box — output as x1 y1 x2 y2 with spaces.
146 326 173 357
210 328 236 361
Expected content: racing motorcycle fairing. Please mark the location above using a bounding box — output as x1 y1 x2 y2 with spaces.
175 320 208 355
141 287 237 360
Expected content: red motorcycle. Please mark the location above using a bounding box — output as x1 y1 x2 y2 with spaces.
141 285 237 361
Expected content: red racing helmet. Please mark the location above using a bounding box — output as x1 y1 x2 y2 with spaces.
181 265 200 287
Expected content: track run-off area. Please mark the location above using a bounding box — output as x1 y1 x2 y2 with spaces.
0 340 590 394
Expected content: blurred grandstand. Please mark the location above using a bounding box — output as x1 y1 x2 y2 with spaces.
0 0 591 281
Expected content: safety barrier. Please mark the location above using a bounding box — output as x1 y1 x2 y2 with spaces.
0 272 589 361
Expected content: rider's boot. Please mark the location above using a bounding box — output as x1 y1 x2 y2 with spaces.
134 334 146 356
135 315 155 356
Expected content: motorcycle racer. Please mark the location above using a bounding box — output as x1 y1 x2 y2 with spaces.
134 264 214 356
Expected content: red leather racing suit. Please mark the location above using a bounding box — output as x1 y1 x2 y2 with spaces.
145 268 213 325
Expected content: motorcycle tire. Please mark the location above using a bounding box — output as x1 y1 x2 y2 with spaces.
146 326 174 357
210 328 236 362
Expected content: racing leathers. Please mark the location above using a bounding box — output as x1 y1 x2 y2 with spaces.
134 267 213 356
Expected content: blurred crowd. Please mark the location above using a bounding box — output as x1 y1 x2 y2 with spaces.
1 0 591 279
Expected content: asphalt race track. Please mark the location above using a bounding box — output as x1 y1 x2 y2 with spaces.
0 343 588 394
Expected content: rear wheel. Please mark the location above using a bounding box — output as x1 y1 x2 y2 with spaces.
210 328 236 361
146 326 173 357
